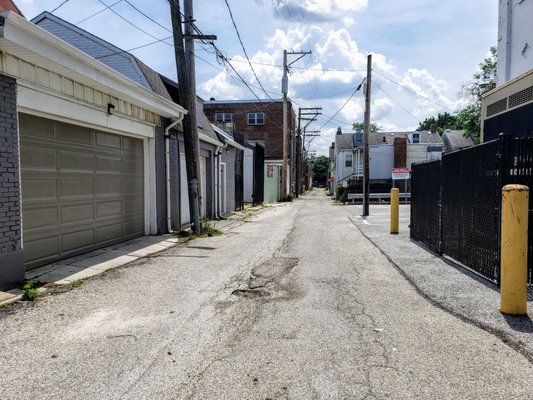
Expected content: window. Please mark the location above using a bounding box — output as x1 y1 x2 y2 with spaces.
215 113 232 123
412 132 420 143
345 154 353 168
247 112 265 125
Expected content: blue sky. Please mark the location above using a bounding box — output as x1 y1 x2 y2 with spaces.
15 0 498 155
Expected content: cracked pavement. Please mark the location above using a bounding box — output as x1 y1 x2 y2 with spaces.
1 191 533 399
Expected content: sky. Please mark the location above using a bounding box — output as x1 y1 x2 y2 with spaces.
15 0 498 155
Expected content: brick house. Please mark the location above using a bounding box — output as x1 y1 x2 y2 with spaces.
204 99 297 202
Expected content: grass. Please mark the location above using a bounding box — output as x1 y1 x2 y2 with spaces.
69 279 85 290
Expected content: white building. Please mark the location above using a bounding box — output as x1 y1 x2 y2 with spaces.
497 0 533 85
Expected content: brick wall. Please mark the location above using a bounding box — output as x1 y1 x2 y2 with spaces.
204 101 296 160
0 73 24 290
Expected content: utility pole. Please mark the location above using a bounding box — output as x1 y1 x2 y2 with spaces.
170 0 215 235
297 107 321 196
282 50 311 200
363 54 372 217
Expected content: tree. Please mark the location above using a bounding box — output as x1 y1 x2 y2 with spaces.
312 155 330 186
353 122 382 132
416 112 458 134
459 46 497 143
415 47 496 143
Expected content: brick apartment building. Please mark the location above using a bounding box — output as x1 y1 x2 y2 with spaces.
204 99 298 201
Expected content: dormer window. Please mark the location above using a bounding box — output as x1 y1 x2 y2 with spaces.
412 132 420 143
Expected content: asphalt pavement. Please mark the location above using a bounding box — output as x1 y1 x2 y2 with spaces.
346 202 533 363
1 192 532 399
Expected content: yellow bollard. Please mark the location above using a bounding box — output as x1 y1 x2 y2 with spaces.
500 184 528 315
390 188 399 234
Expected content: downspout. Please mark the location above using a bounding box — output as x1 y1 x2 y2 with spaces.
165 118 183 233
214 145 220 219
216 141 229 218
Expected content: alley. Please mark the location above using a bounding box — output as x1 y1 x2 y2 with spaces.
1 191 532 399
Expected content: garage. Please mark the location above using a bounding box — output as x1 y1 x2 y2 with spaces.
19 113 145 269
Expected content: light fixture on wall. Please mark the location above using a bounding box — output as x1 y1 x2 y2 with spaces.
107 103 115 115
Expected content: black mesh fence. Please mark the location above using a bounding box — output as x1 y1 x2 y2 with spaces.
441 141 501 282
502 136 533 284
411 160 442 254
411 136 533 285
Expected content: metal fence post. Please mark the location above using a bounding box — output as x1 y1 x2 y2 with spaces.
500 184 528 315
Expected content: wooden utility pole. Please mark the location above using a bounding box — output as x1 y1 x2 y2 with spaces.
170 0 214 235
282 50 311 200
363 54 372 217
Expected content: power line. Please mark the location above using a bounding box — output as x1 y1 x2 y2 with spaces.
375 85 421 123
51 0 71 13
95 36 173 59
124 0 171 33
76 0 123 24
96 0 173 46
373 70 454 112
223 0 273 100
318 79 365 131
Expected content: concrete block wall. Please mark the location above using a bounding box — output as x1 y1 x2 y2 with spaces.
0 73 24 290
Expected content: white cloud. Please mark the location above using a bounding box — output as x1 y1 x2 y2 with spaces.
272 0 368 23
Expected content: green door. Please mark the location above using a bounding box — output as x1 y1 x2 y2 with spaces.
19 114 145 269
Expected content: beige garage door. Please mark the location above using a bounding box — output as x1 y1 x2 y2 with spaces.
19 114 145 269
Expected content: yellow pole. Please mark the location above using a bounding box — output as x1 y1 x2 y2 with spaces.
390 188 399 234
500 184 528 315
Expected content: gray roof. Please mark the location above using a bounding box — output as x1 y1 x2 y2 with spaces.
369 131 444 146
442 130 474 152
335 133 355 150
31 12 171 100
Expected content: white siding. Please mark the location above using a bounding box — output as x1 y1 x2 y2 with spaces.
498 0 533 84
369 145 393 179
407 144 441 169
243 148 254 202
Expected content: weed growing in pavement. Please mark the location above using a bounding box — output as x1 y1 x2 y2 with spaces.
69 279 84 290
0 302 13 310
21 282 39 301
201 218 222 237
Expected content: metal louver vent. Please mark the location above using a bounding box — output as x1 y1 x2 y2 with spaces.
486 97 508 117
508 85 533 109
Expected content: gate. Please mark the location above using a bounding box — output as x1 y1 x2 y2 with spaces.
411 135 533 285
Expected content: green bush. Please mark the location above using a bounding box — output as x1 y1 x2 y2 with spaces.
21 282 39 301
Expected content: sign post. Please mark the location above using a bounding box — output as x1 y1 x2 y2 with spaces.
392 167 410 204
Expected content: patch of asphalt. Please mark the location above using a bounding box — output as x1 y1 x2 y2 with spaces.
346 206 533 364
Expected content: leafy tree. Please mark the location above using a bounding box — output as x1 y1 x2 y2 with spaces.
352 122 382 132
416 112 458 134
459 46 497 143
415 47 496 143
312 155 330 186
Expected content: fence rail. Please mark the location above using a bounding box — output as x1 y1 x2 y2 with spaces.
411 135 533 285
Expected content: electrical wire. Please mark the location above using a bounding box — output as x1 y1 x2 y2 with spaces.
124 0 172 33
51 0 71 13
95 36 173 59
317 79 365 131
375 85 421 123
96 0 173 46
223 0 273 100
373 69 454 112
76 0 123 24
